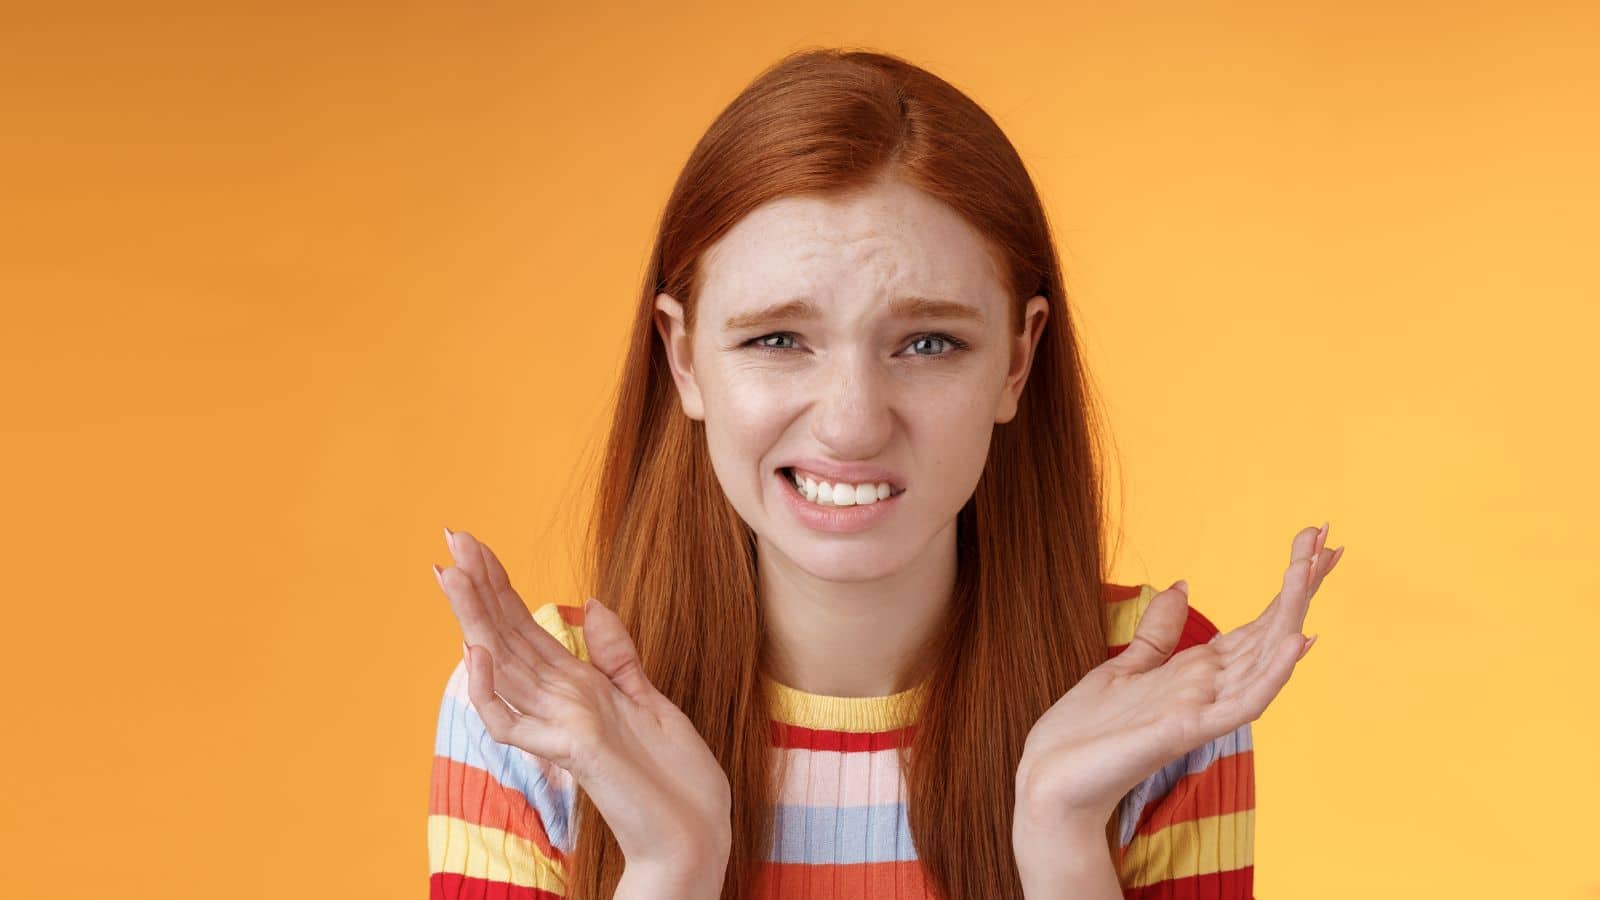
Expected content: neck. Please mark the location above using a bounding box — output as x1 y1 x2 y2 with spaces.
756 517 957 698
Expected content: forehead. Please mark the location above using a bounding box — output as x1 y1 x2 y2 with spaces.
697 176 1009 318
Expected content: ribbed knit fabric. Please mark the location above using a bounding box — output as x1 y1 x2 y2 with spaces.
428 584 1254 899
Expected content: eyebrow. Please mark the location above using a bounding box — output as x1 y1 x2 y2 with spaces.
722 296 985 331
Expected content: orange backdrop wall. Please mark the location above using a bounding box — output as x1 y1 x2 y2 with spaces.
3 2 1596 897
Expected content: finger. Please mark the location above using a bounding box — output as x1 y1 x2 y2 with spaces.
438 565 553 708
582 597 659 704
438 563 498 649
1215 526 1333 668
1217 552 1308 667
448 533 565 665
1110 583 1190 674
511 601 594 681
1219 553 1315 683
453 529 536 630
446 529 508 628
476 538 536 627
464 644 567 760
1211 618 1255 663
1310 543 1345 595
1203 631 1305 731
1272 550 1317 639
1289 523 1322 568
442 530 575 687
1208 617 1259 661
1217 524 1323 656
1297 633 1318 661
463 643 524 736
1255 523 1323 626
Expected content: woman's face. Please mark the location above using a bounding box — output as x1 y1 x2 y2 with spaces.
654 174 1049 582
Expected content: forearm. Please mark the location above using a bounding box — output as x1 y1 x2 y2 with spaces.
1014 818 1123 900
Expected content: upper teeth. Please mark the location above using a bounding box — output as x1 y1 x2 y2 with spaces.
786 468 896 506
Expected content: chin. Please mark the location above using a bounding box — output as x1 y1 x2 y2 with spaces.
771 532 915 582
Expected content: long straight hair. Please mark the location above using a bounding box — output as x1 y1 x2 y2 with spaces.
566 48 1116 899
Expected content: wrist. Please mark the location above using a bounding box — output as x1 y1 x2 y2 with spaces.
621 832 731 900
1013 810 1104 862
619 849 730 900
1012 771 1111 842
1013 814 1121 900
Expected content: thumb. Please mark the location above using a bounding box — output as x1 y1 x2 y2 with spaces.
582 597 658 704
1112 582 1190 673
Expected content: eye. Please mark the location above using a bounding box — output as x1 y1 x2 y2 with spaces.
738 331 970 358
744 332 801 353
902 333 969 357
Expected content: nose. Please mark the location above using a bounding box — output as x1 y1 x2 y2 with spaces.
808 348 894 459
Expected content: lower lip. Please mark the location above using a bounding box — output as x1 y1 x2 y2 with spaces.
776 469 902 534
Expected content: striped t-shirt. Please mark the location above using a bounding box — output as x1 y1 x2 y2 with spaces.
428 583 1254 898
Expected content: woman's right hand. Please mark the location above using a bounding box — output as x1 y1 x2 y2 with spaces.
434 527 733 874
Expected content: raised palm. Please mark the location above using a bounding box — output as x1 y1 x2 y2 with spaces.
1015 523 1342 832
435 528 733 868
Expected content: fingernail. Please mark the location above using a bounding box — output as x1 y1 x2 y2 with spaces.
1317 521 1329 553
433 563 445 588
1301 633 1318 657
443 526 456 554
1172 579 1188 595
1331 545 1345 567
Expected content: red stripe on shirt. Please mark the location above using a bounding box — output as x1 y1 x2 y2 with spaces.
769 721 918 751
1133 750 1255 836
430 755 567 866
752 860 935 899
1121 865 1254 899
430 872 564 900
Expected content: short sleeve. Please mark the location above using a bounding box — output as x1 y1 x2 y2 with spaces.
1106 583 1256 899
427 602 589 899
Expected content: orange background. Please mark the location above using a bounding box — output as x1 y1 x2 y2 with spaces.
3 2 1596 897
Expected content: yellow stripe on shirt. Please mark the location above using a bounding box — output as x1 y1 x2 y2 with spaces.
427 813 568 893
1105 583 1159 647
1120 808 1255 888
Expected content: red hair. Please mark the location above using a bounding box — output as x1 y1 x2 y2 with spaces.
567 47 1119 899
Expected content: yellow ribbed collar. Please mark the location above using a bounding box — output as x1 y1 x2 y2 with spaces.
760 672 930 732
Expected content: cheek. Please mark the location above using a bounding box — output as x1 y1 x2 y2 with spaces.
908 382 999 488
715 373 796 428
701 375 797 465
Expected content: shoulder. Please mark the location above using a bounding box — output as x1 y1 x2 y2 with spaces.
427 600 591 897
531 600 592 663
1102 581 1222 660
1102 584 1255 895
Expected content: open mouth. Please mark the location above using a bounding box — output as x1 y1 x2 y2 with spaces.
778 466 905 508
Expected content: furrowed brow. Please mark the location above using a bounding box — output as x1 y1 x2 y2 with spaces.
723 295 984 331
888 296 985 324
723 299 821 331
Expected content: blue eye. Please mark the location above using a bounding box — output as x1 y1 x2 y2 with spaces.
741 332 969 358
748 333 800 351
906 334 968 356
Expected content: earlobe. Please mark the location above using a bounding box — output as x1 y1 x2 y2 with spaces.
653 292 706 421
995 295 1050 424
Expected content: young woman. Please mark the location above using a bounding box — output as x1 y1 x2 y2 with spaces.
427 48 1342 900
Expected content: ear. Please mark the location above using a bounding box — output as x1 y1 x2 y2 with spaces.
653 292 706 421
995 295 1050 424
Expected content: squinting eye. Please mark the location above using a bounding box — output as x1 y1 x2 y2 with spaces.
744 332 800 352
740 331 969 358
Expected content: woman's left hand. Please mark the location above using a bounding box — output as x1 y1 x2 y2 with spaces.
1013 523 1343 839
